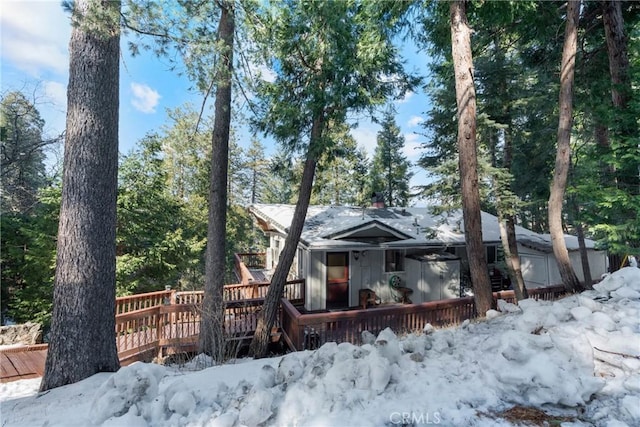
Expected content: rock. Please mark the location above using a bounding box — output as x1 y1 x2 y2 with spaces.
410 352 424 363
423 323 435 334
361 330 376 345
0 322 43 345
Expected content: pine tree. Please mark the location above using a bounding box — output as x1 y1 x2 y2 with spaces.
548 0 582 293
244 139 269 205
248 0 415 357
41 0 121 391
450 0 493 315
369 106 412 207
0 92 48 214
201 0 235 359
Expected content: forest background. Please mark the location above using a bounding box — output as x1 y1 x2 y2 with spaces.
1 0 638 331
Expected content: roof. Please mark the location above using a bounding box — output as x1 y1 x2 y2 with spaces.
248 204 599 252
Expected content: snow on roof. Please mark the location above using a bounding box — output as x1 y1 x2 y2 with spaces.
249 204 597 251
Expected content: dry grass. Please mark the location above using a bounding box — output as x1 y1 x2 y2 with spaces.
482 405 576 426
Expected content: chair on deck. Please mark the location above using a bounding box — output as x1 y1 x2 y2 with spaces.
395 286 413 304
359 288 381 309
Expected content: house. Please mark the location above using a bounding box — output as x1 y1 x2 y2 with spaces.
249 203 608 312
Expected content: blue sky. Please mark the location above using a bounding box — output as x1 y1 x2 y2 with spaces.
1 0 433 199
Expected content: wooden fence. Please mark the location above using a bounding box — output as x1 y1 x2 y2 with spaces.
223 279 305 303
116 289 173 315
115 279 305 364
280 285 567 351
236 252 267 270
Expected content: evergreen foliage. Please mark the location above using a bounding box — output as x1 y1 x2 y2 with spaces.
369 106 412 207
417 0 639 256
116 135 205 295
0 92 50 214
6 0 639 336
1 186 59 326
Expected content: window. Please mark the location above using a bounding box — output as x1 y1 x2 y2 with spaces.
297 248 305 278
385 249 405 272
327 252 349 283
487 245 497 265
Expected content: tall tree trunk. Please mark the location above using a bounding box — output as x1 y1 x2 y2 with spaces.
487 35 528 302
603 0 638 194
450 0 493 315
603 0 630 109
249 113 323 358
548 0 582 293
496 211 528 301
501 129 528 301
40 0 120 391
505 216 528 298
576 221 593 289
200 2 234 358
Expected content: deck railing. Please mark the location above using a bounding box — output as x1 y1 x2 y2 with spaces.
234 253 256 286
223 279 305 304
280 297 476 351
116 289 173 315
280 285 567 351
114 279 305 363
236 252 267 269
115 282 564 362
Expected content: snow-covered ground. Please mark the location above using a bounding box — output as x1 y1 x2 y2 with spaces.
2 267 639 427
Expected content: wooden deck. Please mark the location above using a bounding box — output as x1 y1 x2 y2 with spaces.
0 284 565 383
1 345 48 382
0 251 567 383
1 277 304 383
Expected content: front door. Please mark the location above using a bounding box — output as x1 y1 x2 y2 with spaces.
326 252 349 309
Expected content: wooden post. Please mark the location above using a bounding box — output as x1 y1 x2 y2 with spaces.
155 307 163 360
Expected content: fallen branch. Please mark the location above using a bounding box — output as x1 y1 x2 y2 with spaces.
594 346 640 359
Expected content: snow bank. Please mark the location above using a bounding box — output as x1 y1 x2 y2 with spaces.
88 322 606 426
2 267 639 427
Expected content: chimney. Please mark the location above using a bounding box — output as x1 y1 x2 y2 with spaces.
371 192 385 208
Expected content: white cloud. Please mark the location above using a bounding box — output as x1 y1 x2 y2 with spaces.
0 1 70 76
130 83 161 114
40 81 68 135
351 122 424 161
407 115 424 127
402 132 423 160
350 121 380 157
395 90 414 104
44 81 67 108
252 62 276 84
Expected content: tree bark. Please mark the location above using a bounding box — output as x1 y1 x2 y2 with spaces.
603 0 630 109
548 0 582 293
249 113 323 358
498 213 528 301
501 129 527 301
200 2 235 359
40 0 120 391
576 221 593 289
450 0 493 315
602 0 638 195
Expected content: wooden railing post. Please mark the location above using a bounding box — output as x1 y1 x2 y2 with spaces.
156 306 163 360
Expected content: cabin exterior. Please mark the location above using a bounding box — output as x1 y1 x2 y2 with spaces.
249 204 608 312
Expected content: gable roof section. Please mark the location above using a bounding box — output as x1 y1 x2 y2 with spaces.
248 203 600 251
323 220 414 243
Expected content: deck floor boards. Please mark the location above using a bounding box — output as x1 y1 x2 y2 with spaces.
1 314 268 383
249 269 269 283
1 348 47 382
